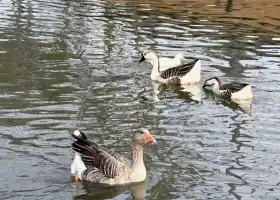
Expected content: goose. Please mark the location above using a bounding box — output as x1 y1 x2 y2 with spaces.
70 128 156 185
139 50 201 85
147 53 184 71
202 77 253 99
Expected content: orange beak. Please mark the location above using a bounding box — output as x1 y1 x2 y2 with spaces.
145 133 157 143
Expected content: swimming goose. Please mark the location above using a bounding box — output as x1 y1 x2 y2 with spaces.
148 53 184 71
139 50 201 85
202 77 253 99
70 128 156 185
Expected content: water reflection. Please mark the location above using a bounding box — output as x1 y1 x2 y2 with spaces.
179 84 204 102
1 0 280 199
143 81 204 103
151 81 160 102
204 91 253 115
226 112 254 199
74 181 147 200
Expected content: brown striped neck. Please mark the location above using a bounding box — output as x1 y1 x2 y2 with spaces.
213 77 222 89
129 142 147 182
131 142 144 167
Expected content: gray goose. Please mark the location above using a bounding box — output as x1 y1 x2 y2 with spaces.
70 128 156 185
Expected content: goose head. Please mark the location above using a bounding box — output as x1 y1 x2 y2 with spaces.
132 128 157 145
139 50 157 63
203 77 221 91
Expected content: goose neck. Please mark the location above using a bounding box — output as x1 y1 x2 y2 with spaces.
129 142 146 182
131 142 144 167
150 54 160 80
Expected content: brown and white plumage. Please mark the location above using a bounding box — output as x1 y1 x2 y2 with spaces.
139 50 201 85
203 77 253 99
70 128 156 185
160 59 198 79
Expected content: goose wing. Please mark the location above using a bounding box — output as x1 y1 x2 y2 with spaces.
160 59 198 79
71 132 128 179
81 167 114 184
220 83 249 93
76 130 130 165
99 146 130 165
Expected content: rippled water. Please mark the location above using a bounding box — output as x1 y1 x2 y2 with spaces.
1 0 280 199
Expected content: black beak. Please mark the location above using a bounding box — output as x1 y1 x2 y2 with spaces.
139 54 145 63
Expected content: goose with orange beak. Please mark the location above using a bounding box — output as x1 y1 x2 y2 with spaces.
70 128 156 185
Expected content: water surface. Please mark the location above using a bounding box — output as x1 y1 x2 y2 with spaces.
1 0 280 199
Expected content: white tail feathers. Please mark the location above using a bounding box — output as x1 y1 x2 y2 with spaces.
71 153 87 179
71 129 87 179
231 85 253 99
181 59 201 84
73 129 81 137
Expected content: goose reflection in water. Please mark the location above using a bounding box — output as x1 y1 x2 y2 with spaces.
139 81 161 103
162 82 204 103
142 80 252 114
73 180 147 200
140 81 204 104
177 84 203 102
204 91 253 115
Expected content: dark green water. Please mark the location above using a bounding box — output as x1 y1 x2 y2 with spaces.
1 0 280 199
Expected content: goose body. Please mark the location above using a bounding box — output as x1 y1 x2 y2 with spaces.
139 50 201 85
148 53 184 71
70 128 156 185
203 77 253 99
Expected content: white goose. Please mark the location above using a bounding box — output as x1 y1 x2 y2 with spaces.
70 128 156 185
202 77 253 99
139 50 201 85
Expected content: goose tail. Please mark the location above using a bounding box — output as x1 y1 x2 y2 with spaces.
181 59 201 84
70 129 87 180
